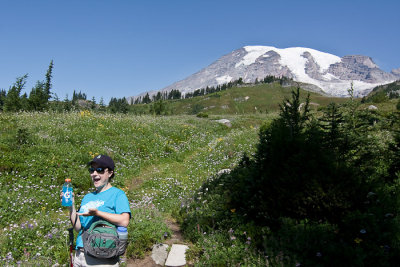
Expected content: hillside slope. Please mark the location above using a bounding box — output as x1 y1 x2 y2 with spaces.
131 82 348 115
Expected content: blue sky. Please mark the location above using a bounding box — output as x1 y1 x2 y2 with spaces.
0 0 399 103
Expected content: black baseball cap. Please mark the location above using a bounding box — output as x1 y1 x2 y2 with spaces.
88 155 115 170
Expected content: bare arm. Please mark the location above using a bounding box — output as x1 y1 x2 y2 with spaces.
77 209 130 227
69 204 82 232
60 191 82 231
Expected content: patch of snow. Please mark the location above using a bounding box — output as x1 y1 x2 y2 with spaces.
322 73 338 81
276 47 340 85
235 46 342 94
319 80 385 97
235 46 275 68
216 75 233 84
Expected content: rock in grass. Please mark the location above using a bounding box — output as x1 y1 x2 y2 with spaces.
165 244 189 267
215 119 232 128
151 243 169 265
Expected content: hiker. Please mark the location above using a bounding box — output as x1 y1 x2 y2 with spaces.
63 154 131 266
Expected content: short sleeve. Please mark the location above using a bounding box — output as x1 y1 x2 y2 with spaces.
115 190 131 218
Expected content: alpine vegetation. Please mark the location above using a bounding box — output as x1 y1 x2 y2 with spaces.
181 88 400 266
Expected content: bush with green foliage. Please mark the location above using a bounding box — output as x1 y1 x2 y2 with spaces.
182 88 400 266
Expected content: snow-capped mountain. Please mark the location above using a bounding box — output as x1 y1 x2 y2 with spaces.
130 46 400 100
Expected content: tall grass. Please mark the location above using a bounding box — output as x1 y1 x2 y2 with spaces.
0 111 264 265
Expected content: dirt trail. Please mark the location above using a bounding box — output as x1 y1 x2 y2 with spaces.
126 219 186 267
126 152 199 266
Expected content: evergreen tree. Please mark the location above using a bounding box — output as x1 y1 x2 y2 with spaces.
228 88 366 226
278 87 310 138
90 96 96 110
44 60 53 101
20 93 29 111
142 93 151 104
51 93 63 112
119 97 128 113
4 74 28 112
28 81 47 111
63 94 72 111
72 90 87 105
150 100 167 115
0 89 6 111
108 97 128 113
320 103 348 159
99 97 106 111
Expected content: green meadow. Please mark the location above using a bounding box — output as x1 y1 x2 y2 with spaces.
131 83 349 115
1 82 400 266
0 111 263 265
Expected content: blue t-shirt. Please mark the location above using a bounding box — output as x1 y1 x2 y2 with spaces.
76 186 131 248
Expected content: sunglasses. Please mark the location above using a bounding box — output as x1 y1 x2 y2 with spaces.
88 167 107 174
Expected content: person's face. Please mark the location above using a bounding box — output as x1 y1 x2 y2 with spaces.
89 164 113 190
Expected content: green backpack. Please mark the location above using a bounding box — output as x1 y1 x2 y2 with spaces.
82 220 127 258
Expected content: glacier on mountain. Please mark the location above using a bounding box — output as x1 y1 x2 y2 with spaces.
129 45 400 101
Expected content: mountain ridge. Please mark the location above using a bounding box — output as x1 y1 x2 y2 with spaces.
128 46 400 102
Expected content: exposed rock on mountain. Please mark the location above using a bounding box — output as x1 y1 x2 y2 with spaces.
392 68 400 76
130 46 400 100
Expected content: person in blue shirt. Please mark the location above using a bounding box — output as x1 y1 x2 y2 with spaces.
68 154 131 266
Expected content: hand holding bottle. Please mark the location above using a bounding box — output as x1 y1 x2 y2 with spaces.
61 178 74 207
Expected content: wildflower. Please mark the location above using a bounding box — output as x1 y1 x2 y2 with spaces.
316 252 322 257
230 208 236 213
360 229 367 234
230 236 236 240
6 252 13 261
354 238 363 244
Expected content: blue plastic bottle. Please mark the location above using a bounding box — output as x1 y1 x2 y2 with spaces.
117 227 128 240
117 226 128 255
62 178 73 207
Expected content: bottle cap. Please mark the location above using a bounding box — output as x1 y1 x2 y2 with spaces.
117 226 127 232
65 178 71 182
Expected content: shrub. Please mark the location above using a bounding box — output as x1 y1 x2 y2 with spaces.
181 88 400 266
196 112 208 118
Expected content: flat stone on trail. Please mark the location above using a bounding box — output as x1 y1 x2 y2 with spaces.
165 244 189 267
151 243 169 265
215 119 232 128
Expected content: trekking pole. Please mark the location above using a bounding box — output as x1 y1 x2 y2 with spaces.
68 227 74 267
